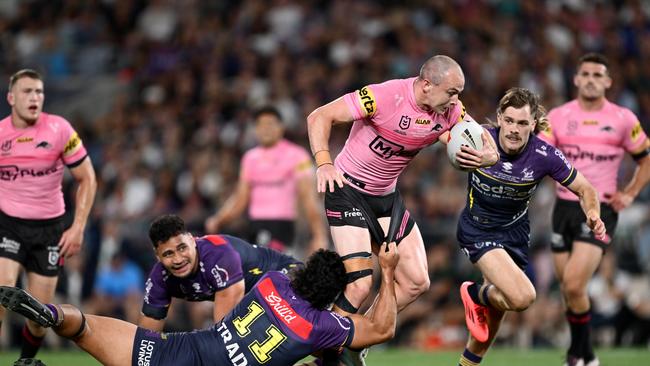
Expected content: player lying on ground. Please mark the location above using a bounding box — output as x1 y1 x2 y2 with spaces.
0 242 400 366
139 214 302 331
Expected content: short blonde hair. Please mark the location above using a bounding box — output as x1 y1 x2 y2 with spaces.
495 87 548 133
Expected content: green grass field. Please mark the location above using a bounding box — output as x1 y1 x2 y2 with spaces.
1 348 649 365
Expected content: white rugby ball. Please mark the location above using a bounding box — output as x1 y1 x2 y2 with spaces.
446 119 484 171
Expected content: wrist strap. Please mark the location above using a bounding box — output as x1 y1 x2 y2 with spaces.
314 149 332 167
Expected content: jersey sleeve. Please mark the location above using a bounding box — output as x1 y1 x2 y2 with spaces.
311 311 355 350
342 81 393 124
620 109 648 154
204 238 245 290
240 151 253 183
293 146 314 179
547 144 577 187
141 266 172 320
58 117 88 167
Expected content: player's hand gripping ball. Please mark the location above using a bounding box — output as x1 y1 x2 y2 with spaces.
446 119 484 171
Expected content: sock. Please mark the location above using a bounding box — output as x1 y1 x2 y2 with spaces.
20 324 44 358
582 309 595 362
467 283 482 304
459 348 482 366
46 304 60 325
566 309 590 357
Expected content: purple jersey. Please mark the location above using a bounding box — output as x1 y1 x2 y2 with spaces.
142 235 244 319
209 271 354 366
463 128 576 228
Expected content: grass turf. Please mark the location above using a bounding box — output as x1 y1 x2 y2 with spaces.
1 348 649 365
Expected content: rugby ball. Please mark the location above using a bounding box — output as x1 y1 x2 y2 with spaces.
446 119 484 171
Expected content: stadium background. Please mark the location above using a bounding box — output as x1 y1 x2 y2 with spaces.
0 0 649 364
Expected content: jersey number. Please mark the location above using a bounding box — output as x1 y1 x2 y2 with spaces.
232 301 287 363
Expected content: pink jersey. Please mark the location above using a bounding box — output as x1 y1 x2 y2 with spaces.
0 113 88 219
541 99 648 202
241 139 312 220
339 77 465 195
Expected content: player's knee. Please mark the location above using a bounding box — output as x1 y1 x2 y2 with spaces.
345 276 373 305
55 304 86 339
508 287 536 311
562 276 587 300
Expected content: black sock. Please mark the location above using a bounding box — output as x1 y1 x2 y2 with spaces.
582 309 595 362
566 309 590 357
458 348 482 366
20 324 44 358
468 283 482 304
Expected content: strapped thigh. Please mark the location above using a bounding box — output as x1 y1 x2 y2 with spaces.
334 251 373 313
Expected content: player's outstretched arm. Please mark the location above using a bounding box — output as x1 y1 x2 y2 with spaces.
347 242 399 349
307 97 352 193
567 171 606 239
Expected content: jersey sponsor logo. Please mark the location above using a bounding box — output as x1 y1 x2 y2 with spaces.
137 339 155 366
631 121 643 142
560 145 616 163
258 277 313 340
344 208 364 219
368 136 404 159
216 322 248 366
329 312 352 330
357 86 377 117
211 264 230 288
471 173 538 199
458 103 466 122
296 159 313 172
16 137 33 143
535 145 548 156
501 162 513 174
0 237 20 254
550 232 564 248
63 132 82 156
249 267 263 275
415 118 430 125
0 165 58 181
582 120 599 125
394 94 404 106
399 115 411 130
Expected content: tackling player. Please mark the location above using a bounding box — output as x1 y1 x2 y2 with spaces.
0 242 400 366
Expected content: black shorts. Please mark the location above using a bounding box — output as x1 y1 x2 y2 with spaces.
457 214 531 269
324 183 415 245
249 219 295 248
0 210 65 276
550 199 618 253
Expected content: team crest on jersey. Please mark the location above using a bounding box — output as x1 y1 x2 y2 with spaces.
521 167 534 181
357 86 377 117
399 115 411 130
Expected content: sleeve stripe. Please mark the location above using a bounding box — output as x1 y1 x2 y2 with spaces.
560 167 577 186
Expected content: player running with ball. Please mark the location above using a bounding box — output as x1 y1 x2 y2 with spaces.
456 88 606 366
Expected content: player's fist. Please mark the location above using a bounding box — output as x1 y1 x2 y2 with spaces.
378 242 399 270
586 212 606 241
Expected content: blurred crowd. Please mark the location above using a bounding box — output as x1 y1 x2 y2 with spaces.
1 0 650 350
